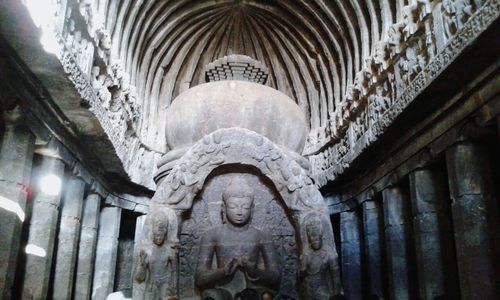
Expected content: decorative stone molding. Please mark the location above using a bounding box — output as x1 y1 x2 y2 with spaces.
309 0 499 187
58 36 158 189
205 54 269 84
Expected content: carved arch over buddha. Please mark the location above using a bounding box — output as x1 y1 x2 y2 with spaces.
137 127 341 298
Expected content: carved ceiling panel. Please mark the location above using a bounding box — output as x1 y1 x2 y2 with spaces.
3 0 497 189
87 0 399 150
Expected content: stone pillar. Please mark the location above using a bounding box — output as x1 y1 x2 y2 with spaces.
362 200 384 299
92 206 121 300
0 108 35 300
132 215 147 299
134 215 147 256
409 168 449 299
340 209 363 300
446 142 499 298
52 175 86 300
382 185 412 300
74 193 101 300
22 156 65 300
115 239 135 297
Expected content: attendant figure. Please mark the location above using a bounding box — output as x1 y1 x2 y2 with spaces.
299 214 339 300
135 210 178 300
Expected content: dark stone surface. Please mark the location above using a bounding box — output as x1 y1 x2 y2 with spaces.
340 210 363 300
446 142 500 298
53 176 85 300
115 239 135 298
409 168 450 299
382 186 414 300
74 193 101 300
362 200 385 299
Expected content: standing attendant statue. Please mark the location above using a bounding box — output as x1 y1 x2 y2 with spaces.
135 210 178 300
195 177 281 297
299 214 340 300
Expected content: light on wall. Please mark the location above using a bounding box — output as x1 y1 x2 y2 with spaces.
25 244 47 257
23 0 60 55
40 174 62 196
0 195 25 221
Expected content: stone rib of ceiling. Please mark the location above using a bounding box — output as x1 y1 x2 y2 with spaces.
100 0 405 152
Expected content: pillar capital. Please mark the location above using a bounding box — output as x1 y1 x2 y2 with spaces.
35 137 66 161
356 187 377 204
90 180 108 198
71 161 92 185
413 149 433 170
382 171 404 190
437 120 495 152
2 105 28 129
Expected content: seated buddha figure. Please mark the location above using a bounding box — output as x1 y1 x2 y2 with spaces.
195 177 281 297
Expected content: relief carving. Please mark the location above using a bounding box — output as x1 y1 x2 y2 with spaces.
194 177 281 297
135 209 179 300
136 128 341 299
310 0 498 187
299 213 341 300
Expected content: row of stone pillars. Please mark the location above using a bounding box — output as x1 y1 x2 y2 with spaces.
337 141 499 299
0 109 145 300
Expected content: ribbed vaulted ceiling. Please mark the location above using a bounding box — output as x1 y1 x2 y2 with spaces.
100 0 407 151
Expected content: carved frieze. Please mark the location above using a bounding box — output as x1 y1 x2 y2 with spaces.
309 0 499 187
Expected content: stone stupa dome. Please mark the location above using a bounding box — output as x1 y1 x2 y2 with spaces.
164 55 307 154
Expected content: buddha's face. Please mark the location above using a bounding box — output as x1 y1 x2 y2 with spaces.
152 219 168 246
224 196 253 226
307 224 323 250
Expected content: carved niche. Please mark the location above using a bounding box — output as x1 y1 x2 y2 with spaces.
135 128 341 300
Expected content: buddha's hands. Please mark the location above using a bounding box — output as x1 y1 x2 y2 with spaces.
224 258 239 276
240 258 262 280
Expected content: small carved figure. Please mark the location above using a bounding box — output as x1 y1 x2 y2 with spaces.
369 81 392 122
96 28 112 51
195 177 281 297
416 0 433 19
424 20 436 59
403 3 420 38
299 214 339 300
373 42 391 72
456 0 473 28
353 71 369 98
135 210 178 300
442 0 458 39
91 66 103 90
387 23 405 56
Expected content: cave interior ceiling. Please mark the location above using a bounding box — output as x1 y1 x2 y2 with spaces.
1 0 495 189
95 0 391 148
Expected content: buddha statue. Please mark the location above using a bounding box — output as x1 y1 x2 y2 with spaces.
135 210 178 299
195 177 281 297
299 214 340 300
